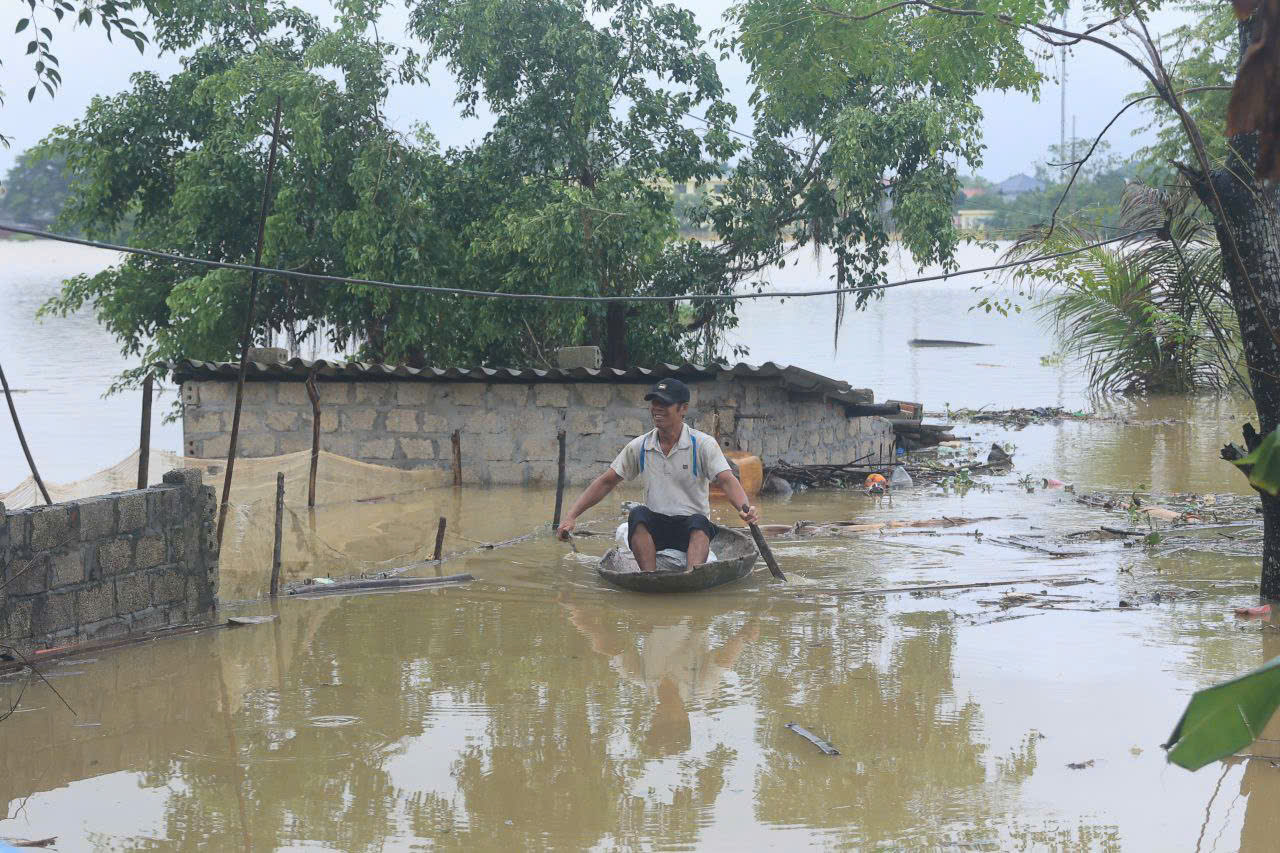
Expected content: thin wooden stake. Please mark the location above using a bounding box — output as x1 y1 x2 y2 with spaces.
433 516 447 561
451 430 462 487
137 372 153 489
270 472 284 597
305 372 320 507
216 96 284 547
553 429 567 528
0 361 51 505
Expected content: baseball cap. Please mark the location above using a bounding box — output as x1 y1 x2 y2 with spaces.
644 379 690 405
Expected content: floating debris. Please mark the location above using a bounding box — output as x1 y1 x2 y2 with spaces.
785 722 840 755
227 615 277 627
947 406 1093 429
288 574 473 597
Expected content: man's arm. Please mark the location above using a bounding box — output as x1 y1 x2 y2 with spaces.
557 469 624 538
714 470 760 525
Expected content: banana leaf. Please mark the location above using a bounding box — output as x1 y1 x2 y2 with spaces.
1232 428 1280 495
1166 655 1280 770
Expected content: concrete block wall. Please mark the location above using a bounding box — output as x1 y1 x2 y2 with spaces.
0 469 219 653
181 378 895 485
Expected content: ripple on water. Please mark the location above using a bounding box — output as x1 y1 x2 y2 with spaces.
308 714 361 728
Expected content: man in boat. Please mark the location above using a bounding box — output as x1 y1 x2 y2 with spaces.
556 378 760 571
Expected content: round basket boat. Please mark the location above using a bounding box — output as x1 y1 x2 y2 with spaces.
597 529 759 593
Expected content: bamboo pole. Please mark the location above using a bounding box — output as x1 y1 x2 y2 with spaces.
137 372 153 489
433 516 447 561
451 430 462 486
552 429 567 528
0 361 51 505
305 372 320 507
270 472 284 597
216 97 284 546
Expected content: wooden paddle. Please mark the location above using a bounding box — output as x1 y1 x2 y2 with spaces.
743 503 785 581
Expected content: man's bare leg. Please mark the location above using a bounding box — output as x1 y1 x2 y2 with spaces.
630 523 658 572
686 529 710 568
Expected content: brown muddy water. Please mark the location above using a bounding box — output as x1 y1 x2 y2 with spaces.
3 243 1280 850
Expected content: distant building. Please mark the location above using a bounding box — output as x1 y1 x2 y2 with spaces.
953 209 995 231
658 174 730 197
995 173 1046 197
961 186 987 199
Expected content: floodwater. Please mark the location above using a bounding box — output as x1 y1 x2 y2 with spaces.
3 239 1280 850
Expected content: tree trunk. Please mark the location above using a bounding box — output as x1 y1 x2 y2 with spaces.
1191 133 1280 598
603 302 628 368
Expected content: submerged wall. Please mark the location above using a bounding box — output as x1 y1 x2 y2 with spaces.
0 469 219 652
181 376 896 486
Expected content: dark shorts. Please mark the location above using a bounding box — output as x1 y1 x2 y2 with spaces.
627 506 717 553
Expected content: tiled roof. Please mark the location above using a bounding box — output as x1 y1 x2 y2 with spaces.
169 358 874 407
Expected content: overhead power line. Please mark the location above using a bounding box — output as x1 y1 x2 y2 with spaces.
0 222 1156 303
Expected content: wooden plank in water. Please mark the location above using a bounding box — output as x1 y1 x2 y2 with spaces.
288 574 474 598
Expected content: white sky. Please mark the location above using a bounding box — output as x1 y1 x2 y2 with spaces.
0 1 1193 183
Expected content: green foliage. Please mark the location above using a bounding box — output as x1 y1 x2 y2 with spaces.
38 4 416 384
1003 182 1244 395
38 0 750 385
3 0 153 147
0 148 72 227
408 0 745 367
1233 429 1280 496
1166 654 1280 771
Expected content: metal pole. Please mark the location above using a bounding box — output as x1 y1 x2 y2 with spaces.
216 97 284 546
270 471 284 597
552 429 567 528
137 372 153 489
451 430 462 487
0 361 51 505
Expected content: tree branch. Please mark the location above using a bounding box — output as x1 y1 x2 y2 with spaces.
1044 86 1231 239
814 1 1161 91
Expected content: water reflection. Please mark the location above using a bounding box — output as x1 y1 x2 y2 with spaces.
562 595 759 757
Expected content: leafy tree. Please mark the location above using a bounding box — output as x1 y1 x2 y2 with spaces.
407 0 744 367
38 0 752 381
37 3 427 386
0 148 72 227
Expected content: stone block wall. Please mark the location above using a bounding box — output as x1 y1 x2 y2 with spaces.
0 469 219 653
181 377 895 485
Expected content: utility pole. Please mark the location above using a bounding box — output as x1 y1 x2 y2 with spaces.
1059 11 1068 168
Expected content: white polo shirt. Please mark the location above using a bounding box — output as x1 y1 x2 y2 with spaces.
610 424 731 517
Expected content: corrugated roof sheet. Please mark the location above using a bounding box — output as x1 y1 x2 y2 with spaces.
169 358 874 407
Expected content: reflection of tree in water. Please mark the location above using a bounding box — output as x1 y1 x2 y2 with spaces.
429 596 758 850
750 606 987 846
138 599 410 851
